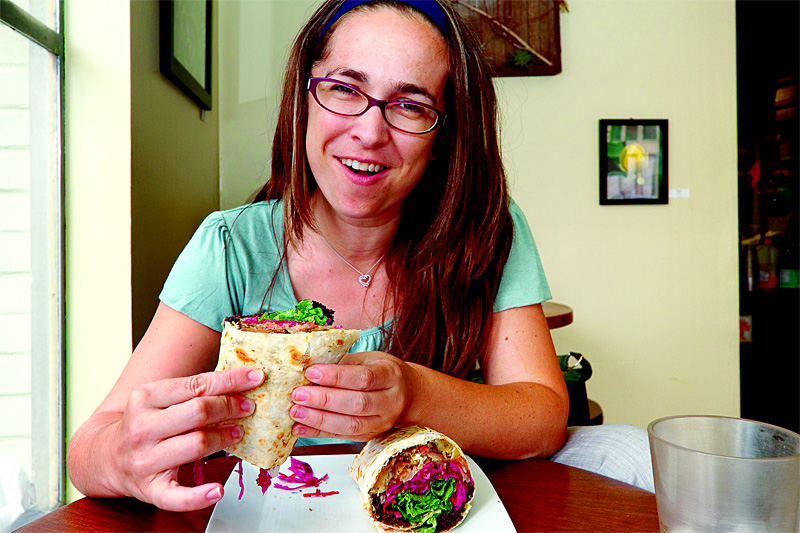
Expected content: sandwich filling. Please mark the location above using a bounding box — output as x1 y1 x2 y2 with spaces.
232 299 337 333
370 443 474 533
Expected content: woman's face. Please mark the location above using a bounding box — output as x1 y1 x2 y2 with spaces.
306 7 449 225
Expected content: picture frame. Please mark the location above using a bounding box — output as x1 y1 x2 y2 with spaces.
452 0 564 77
159 0 212 110
599 119 668 205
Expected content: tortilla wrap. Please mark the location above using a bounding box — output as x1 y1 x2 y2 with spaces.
350 426 475 533
215 317 359 470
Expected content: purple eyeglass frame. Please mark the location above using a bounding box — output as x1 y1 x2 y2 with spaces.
307 77 446 134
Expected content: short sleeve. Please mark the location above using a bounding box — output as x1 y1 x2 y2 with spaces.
159 212 242 331
493 201 552 312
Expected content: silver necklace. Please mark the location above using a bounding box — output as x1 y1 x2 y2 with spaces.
320 234 385 288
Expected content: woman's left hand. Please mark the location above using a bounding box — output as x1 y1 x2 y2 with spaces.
289 351 419 441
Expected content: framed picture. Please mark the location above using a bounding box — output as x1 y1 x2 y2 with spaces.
599 119 668 205
452 0 564 77
160 0 212 110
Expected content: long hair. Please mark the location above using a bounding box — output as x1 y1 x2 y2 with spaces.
254 0 512 379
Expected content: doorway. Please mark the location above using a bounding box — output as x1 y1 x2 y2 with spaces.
736 0 799 433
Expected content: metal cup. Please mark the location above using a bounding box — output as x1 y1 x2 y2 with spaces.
648 415 800 532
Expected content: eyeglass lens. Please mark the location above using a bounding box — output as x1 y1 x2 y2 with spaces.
312 79 439 134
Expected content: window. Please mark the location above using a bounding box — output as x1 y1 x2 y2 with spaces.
0 0 65 519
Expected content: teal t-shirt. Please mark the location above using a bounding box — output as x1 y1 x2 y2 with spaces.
159 198 551 354
159 198 550 445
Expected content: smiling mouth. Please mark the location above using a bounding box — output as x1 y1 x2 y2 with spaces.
339 157 387 176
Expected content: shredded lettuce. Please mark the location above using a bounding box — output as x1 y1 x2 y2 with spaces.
391 478 457 533
263 299 332 325
384 460 467 510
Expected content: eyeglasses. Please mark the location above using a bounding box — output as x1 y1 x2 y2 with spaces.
307 77 446 135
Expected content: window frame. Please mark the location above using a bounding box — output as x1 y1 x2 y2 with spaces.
0 0 66 508
0 0 62 54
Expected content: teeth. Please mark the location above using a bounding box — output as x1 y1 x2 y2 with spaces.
340 158 385 173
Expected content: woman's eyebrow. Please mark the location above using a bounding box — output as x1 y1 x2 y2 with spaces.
326 67 368 83
392 81 436 103
325 68 437 103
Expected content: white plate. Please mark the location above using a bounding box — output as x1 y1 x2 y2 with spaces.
207 454 516 532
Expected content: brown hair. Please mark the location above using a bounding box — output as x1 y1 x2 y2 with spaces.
254 0 512 379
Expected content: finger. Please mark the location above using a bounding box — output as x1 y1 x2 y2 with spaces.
291 422 358 441
136 368 265 409
290 409 384 442
127 390 254 444
290 396 395 439
304 361 394 391
158 393 255 438
137 424 244 477
148 478 226 512
292 385 382 417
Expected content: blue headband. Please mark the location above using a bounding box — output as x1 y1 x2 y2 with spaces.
318 0 448 40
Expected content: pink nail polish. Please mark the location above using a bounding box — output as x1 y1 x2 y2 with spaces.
241 399 254 412
231 426 243 439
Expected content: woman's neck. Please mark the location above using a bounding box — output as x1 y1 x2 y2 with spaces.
285 192 398 330
309 192 398 263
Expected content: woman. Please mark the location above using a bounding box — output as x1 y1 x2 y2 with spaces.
251 0 566 453
68 0 649 513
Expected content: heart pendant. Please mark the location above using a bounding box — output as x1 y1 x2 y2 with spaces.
358 274 371 288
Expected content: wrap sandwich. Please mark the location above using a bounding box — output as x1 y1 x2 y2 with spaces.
350 426 475 533
215 299 359 471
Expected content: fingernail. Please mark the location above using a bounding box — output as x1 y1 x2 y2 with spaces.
294 426 306 436
206 487 222 501
305 367 322 380
291 405 308 419
293 389 309 402
248 369 263 382
241 399 254 412
231 425 243 439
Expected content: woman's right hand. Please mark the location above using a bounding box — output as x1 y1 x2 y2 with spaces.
107 368 264 510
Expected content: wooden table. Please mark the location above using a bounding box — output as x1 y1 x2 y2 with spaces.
543 301 573 329
20 443 658 532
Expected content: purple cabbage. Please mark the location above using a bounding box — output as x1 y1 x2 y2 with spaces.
382 460 470 514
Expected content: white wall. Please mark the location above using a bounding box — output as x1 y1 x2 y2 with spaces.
219 0 740 429
64 0 132 502
499 0 739 427
219 0 319 208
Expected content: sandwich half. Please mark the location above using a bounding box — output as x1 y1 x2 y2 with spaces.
350 426 475 533
215 299 359 470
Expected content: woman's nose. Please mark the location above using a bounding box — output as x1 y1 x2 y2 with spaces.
349 106 390 147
